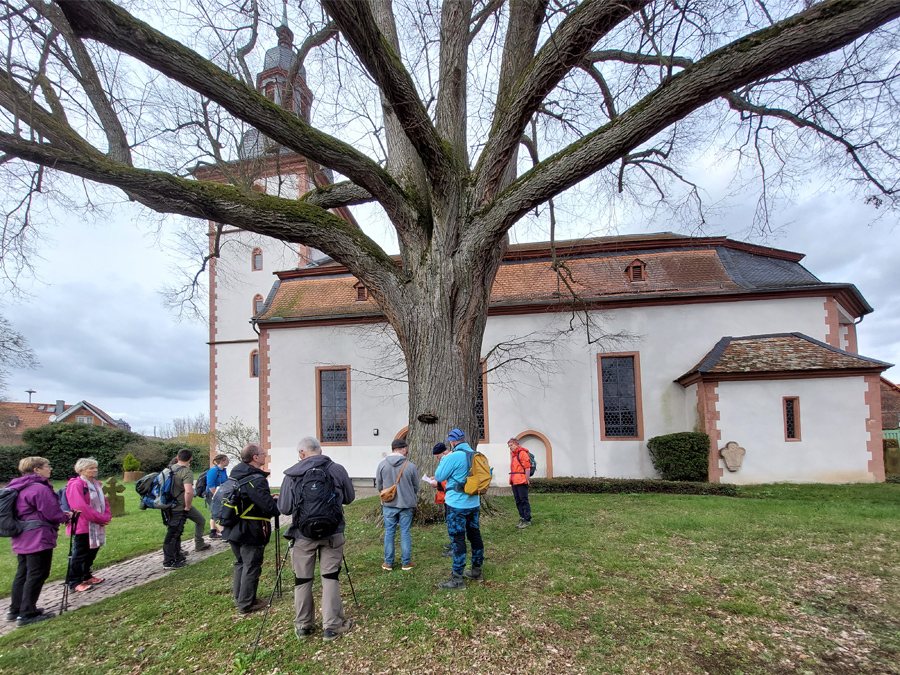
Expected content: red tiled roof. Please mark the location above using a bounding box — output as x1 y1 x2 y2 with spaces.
0 402 70 433
678 333 891 383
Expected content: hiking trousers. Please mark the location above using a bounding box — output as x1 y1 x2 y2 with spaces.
162 509 187 565
290 533 345 632
229 542 266 610
446 506 484 575
10 549 53 618
512 484 531 522
186 506 206 544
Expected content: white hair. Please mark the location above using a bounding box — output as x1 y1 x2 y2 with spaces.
296 436 322 455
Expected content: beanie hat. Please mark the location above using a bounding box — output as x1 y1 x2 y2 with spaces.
391 438 408 450
446 428 465 443
432 442 447 455
508 437 520 445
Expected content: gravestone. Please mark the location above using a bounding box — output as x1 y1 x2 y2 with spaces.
104 477 126 517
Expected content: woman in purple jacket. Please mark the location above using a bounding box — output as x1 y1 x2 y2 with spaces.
6 456 70 627
65 458 112 592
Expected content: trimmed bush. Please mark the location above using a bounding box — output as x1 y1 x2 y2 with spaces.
122 453 141 472
528 476 737 496
647 431 710 482
0 446 23 483
21 424 146 479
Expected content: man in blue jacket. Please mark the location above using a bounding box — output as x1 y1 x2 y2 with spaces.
434 428 484 589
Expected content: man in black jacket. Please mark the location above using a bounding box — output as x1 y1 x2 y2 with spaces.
278 436 355 641
221 443 279 614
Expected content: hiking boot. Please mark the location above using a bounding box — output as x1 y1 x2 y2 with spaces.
209 531 221 539
437 573 466 590
295 625 315 640
516 519 531 529
163 560 188 571
381 562 393 571
195 541 212 552
239 598 268 615
73 582 93 592
463 566 483 581
441 550 453 557
323 619 354 641
401 562 415 571
443 543 452 551
16 612 54 627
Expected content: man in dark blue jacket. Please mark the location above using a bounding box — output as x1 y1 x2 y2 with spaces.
221 443 279 614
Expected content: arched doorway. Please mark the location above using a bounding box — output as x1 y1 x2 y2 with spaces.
513 430 553 478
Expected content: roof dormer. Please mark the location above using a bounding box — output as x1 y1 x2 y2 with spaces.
624 259 647 283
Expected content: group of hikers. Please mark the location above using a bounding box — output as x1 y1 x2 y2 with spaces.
4 427 534 641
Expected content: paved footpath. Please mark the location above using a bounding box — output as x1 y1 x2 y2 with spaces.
0 535 231 638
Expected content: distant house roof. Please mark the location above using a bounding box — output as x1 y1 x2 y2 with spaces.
881 377 900 430
677 333 892 385
257 234 872 327
0 402 68 434
55 401 120 427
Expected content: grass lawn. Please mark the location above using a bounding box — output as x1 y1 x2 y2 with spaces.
0 480 216 596
0 484 898 674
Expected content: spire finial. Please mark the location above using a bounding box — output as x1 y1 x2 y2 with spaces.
282 0 289 28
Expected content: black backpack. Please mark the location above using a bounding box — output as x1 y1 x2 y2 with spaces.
210 476 254 528
195 472 209 499
291 461 342 540
0 486 50 538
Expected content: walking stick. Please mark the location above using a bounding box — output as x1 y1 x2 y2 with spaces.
342 554 360 607
249 539 293 659
274 517 282 599
60 511 80 614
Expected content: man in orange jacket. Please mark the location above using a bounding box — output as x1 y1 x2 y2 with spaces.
508 438 532 528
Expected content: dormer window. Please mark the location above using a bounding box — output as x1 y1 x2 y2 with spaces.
625 259 647 283
354 282 368 302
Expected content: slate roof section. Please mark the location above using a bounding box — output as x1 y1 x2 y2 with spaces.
677 333 892 384
257 234 872 325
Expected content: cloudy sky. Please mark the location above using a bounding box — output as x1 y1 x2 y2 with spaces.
1 178 897 436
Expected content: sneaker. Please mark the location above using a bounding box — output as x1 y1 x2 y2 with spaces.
209 531 221 539
163 560 188 571
401 562 415 571
516 519 532 529
441 550 453 557
239 598 268 615
295 626 315 640
86 577 104 585
5 611 17 622
195 541 212 552
443 543 452 551
74 582 93 592
16 612 54 627
323 619 354 641
381 562 393 571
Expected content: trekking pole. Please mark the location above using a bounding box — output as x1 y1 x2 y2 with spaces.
342 554 360 607
60 511 80 614
274 517 282 599
249 539 293 658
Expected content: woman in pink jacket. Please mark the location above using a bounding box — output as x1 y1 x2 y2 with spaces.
65 458 111 593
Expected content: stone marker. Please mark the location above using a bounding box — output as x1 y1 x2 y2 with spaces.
719 441 746 472
104 476 126 517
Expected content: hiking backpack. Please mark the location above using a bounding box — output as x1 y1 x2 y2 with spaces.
194 472 209 499
0 486 50 537
519 449 537 478
292 461 342 540
136 466 180 510
456 450 493 496
210 476 255 528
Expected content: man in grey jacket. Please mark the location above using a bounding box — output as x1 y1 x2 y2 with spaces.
277 436 355 642
375 438 420 571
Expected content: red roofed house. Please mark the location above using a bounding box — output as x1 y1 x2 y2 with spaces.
206 22 890 486
0 400 124 446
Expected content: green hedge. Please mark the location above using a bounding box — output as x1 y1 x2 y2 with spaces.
0 425 209 482
646 431 710 482
528 477 738 496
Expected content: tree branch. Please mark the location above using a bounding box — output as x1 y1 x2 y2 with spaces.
299 180 375 209
55 0 416 231
478 0 900 242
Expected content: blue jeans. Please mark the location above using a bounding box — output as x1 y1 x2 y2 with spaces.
382 505 413 566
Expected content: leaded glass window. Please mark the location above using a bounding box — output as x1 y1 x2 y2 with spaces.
784 398 799 440
319 369 349 443
475 367 486 441
601 356 638 437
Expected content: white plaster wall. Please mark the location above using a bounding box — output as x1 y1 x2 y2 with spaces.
213 230 301 342
259 293 854 484
715 377 874 483
213 342 261 438
264 324 408 487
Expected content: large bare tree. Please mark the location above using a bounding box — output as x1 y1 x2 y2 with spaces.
0 0 898 462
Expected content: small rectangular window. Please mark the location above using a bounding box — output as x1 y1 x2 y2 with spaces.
77 416 92 424
598 353 644 440
317 367 350 445
251 352 260 378
784 397 801 441
255 299 264 315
